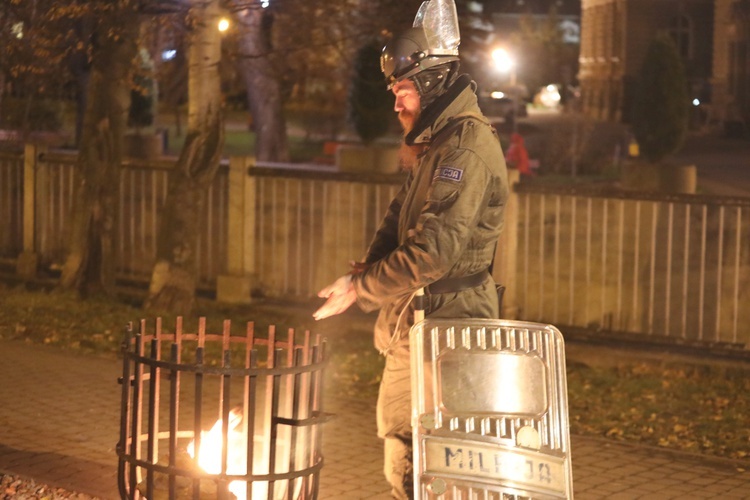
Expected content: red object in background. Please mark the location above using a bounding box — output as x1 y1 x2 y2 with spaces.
505 132 534 176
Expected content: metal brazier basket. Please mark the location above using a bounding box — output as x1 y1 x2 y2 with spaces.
117 317 330 500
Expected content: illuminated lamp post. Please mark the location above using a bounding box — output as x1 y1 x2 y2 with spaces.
491 47 516 87
491 48 518 131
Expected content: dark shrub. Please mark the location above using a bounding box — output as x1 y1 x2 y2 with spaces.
348 41 393 144
128 77 155 131
631 33 689 163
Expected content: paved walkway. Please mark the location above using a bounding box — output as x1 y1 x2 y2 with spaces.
1 339 749 499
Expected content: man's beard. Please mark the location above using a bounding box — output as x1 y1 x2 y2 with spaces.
397 108 423 171
398 109 419 135
399 112 422 171
399 142 423 171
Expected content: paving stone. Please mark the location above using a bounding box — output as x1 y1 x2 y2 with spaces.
1 338 750 499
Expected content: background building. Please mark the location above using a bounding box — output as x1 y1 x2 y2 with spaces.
579 0 714 123
712 0 750 133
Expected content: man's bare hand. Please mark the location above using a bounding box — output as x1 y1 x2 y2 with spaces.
313 274 357 320
349 260 370 275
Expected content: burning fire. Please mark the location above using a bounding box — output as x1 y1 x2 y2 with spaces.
186 406 298 500
187 408 257 500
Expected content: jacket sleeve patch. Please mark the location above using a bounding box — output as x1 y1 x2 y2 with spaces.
434 166 464 183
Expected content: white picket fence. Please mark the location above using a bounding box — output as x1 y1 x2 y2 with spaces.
1 146 749 351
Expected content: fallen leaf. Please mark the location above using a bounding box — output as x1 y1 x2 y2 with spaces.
673 423 689 433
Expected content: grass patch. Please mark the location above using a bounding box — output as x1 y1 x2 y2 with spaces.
0 283 748 462
567 361 750 460
0 283 382 400
160 123 325 162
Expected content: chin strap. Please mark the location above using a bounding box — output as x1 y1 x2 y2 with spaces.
411 62 458 110
405 73 472 146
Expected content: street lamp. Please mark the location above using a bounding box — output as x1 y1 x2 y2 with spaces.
218 18 230 32
491 47 519 131
491 48 516 87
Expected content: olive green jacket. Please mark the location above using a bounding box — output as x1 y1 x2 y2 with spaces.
352 77 509 354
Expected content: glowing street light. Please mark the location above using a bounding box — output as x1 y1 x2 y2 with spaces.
491 48 513 72
218 18 230 32
491 48 516 86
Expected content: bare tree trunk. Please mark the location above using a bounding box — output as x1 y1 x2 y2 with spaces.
0 71 5 124
145 0 224 313
0 3 4 116
72 71 90 147
70 19 93 147
233 1 289 162
59 2 139 296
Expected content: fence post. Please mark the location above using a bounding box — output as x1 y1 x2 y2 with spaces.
216 155 257 303
493 168 520 319
16 143 46 279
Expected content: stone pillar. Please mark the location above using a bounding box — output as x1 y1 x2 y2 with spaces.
493 168 520 319
660 164 697 194
216 156 257 304
16 143 46 279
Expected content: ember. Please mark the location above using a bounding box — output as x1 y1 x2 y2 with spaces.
116 317 330 500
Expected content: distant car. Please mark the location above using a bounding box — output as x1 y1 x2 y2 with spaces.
533 83 581 110
477 86 528 123
534 84 562 109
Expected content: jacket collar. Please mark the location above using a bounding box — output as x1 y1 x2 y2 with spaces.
405 74 476 146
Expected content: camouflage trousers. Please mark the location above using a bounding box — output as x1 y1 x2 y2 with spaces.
377 348 414 500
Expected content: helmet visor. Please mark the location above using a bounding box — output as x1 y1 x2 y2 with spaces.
413 0 460 55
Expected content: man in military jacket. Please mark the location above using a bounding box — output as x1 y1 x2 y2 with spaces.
314 16 509 500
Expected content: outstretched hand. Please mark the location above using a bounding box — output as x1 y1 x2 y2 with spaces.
313 274 357 321
349 260 370 275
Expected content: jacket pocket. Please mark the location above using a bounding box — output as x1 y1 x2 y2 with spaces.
426 181 460 213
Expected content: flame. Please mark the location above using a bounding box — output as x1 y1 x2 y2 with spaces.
186 384 303 500
187 409 255 500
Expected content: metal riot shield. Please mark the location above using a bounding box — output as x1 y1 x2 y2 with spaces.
410 319 574 499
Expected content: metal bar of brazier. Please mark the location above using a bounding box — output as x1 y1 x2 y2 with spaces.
117 318 331 500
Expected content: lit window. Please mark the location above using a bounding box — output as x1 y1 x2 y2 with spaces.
559 19 580 44
12 22 23 39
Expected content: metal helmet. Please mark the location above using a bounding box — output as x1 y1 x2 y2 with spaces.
380 27 459 89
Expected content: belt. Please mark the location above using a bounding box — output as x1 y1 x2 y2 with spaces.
426 270 490 295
